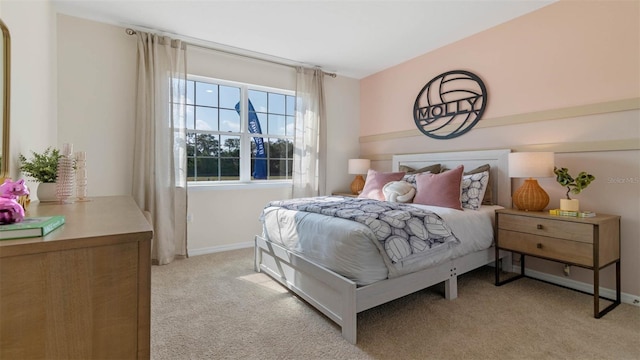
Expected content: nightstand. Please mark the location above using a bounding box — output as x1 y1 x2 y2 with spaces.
332 192 358 198
494 208 621 318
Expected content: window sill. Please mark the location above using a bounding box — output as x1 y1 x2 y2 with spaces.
187 181 292 192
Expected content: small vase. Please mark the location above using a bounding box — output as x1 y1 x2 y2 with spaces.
37 182 58 202
75 151 88 201
560 198 579 212
56 143 75 204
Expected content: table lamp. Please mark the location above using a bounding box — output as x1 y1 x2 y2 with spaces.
508 152 555 211
348 158 370 195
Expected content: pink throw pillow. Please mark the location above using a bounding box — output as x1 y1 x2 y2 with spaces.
358 169 406 201
413 165 464 210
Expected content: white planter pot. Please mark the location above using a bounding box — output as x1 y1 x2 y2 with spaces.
560 198 579 212
37 182 58 202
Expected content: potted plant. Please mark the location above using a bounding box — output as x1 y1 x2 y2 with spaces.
553 167 595 211
18 147 61 202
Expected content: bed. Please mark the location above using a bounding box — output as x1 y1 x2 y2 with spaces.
254 149 513 344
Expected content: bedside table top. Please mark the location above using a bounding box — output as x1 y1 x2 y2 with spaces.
495 208 620 224
332 192 358 198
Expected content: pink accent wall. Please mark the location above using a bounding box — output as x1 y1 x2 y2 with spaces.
360 0 640 137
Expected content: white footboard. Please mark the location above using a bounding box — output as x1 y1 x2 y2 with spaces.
255 235 512 344
255 235 358 343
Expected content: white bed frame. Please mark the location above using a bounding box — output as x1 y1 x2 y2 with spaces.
254 149 513 344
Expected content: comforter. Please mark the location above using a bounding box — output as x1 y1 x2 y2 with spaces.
265 196 460 264
261 196 501 285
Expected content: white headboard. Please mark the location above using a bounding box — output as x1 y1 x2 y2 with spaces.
392 149 512 207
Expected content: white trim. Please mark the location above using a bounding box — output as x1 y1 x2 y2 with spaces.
188 74 295 96
185 75 295 183
360 97 640 144
188 241 253 256
366 138 639 162
188 180 292 191
512 265 640 307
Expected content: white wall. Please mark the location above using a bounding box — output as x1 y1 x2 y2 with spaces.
1 0 57 193
186 46 361 254
57 14 137 197
187 71 361 254
187 45 361 195
324 75 361 195
52 14 361 254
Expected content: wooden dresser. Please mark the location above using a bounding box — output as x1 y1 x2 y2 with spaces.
0 196 153 359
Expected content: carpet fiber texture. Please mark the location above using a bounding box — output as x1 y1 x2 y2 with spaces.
151 248 640 359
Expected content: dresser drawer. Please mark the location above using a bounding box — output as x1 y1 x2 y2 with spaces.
498 213 593 243
498 229 593 267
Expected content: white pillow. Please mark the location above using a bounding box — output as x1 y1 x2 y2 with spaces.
461 171 489 210
382 181 416 203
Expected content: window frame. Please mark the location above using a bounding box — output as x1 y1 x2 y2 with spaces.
186 75 295 187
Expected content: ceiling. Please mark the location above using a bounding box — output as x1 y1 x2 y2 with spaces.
52 0 555 79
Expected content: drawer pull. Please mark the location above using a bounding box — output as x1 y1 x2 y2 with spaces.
537 243 543 249
537 224 543 230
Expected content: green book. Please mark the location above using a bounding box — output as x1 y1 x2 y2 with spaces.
0 216 66 240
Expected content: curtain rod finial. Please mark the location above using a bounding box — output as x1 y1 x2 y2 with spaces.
125 28 136 35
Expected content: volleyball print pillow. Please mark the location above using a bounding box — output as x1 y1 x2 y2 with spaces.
461 170 489 210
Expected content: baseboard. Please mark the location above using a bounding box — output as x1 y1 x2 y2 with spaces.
188 241 253 256
512 265 640 307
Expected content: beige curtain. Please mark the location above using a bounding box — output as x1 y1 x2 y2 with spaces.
292 67 326 198
133 32 188 265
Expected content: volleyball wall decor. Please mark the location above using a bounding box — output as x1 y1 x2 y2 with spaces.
413 70 487 140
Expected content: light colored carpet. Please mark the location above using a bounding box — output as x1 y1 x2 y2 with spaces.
151 248 640 360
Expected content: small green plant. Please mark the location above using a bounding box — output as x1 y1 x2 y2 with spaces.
18 147 61 183
554 167 595 200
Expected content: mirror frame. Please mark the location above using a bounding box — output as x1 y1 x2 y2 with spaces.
1 18 9 179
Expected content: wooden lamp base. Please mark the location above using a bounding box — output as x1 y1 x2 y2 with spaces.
350 175 365 195
512 178 549 211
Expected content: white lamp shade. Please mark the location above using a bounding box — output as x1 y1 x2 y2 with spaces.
508 152 555 178
348 159 370 175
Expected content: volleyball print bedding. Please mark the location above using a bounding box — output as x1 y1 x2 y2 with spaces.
263 196 461 265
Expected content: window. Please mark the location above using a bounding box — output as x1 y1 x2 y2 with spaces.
183 76 295 182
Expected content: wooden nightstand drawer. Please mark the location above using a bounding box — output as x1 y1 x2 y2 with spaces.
498 229 593 266
498 213 593 243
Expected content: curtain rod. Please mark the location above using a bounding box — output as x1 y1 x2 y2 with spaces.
125 28 337 78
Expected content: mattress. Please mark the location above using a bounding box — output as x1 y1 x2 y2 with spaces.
261 199 502 286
